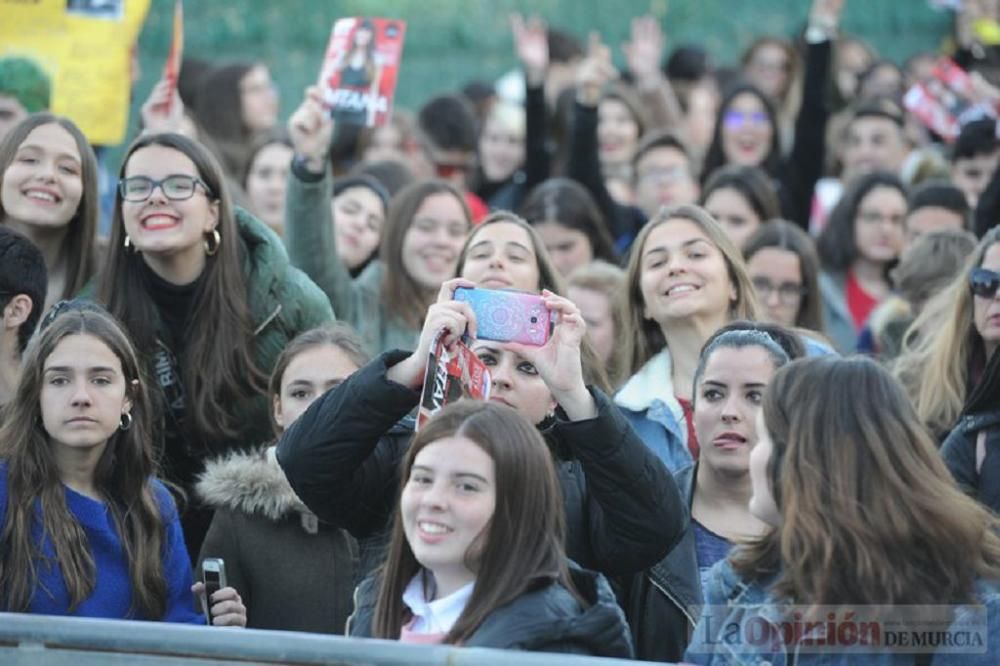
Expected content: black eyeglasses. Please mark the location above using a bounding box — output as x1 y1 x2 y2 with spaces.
751 277 807 305
970 267 1000 299
118 175 213 202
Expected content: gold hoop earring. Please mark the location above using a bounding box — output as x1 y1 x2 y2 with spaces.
204 229 221 256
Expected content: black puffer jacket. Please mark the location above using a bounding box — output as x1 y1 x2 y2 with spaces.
942 348 1000 514
276 350 685 580
942 409 1000 515
348 564 634 657
625 463 703 663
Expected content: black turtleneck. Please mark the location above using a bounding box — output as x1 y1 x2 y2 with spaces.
140 260 203 351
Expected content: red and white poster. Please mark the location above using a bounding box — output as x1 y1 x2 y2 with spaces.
903 57 998 142
318 17 406 127
416 333 491 431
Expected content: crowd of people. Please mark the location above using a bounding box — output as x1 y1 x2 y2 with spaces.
1 0 1000 662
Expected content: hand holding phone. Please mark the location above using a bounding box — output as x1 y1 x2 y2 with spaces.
453 287 554 346
496 289 598 422
200 558 227 624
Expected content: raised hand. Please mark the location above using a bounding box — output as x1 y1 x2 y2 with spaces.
576 31 618 107
809 0 844 31
287 85 333 171
385 278 478 390
622 16 666 88
510 13 549 87
140 79 186 134
507 290 596 421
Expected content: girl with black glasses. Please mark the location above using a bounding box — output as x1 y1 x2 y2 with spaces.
92 132 333 560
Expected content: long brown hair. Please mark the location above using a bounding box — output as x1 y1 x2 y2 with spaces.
621 204 759 377
733 356 1000 605
0 113 98 301
379 179 471 331
893 226 1000 437
0 307 167 617
372 400 575 643
816 170 905 274
95 132 267 443
192 63 257 180
345 19 377 82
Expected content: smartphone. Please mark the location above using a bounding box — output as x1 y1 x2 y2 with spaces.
200 558 227 624
454 287 553 346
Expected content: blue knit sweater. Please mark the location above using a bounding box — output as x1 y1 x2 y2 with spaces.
0 463 203 622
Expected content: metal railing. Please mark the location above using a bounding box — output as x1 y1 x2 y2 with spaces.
0 612 665 665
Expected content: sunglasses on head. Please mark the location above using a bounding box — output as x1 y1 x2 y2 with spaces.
970 267 1000 299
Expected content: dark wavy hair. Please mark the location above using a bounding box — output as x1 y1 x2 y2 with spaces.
817 170 904 273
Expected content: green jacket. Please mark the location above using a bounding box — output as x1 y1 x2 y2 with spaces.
284 167 419 354
82 209 334 463
237 206 335 376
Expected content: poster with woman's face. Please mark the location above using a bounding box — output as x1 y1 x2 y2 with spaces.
318 17 407 127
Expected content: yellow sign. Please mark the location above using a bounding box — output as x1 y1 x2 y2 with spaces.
0 0 150 145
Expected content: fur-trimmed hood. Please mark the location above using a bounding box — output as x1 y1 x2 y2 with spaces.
196 446 311 521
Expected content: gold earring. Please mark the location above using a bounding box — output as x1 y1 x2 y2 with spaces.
204 229 221 256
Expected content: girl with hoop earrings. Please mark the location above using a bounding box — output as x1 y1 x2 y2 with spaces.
91 132 333 560
0 305 246 625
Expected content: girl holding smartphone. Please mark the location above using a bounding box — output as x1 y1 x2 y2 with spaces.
277 277 684 583
0 305 244 625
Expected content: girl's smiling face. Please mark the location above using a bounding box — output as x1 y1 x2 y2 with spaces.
1 122 84 230
401 435 496 595
720 93 773 168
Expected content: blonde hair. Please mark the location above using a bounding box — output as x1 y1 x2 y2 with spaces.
620 204 759 377
567 260 627 388
893 227 1000 437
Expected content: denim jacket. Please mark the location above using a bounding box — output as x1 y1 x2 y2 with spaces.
818 270 858 355
615 349 691 473
686 559 1000 665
